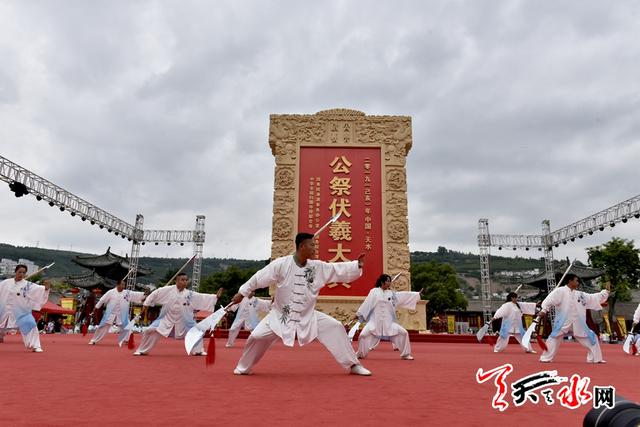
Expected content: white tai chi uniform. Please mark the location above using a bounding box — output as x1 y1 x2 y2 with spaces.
492 301 537 353
539 286 609 363
235 256 362 374
90 288 145 344
0 278 49 350
226 296 271 347
136 285 217 355
355 288 420 358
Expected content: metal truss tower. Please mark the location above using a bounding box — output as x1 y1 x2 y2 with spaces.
1 155 207 289
478 193 640 320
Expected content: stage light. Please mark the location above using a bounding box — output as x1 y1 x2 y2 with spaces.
622 217 628 223
99 225 104 229
49 201 54 207
127 238 132 242
570 237 575 242
107 229 112 233
588 230 593 235
155 242 159 246
81 217 86 221
599 226 604 231
498 246 502 250
555 243 559 247
180 242 184 246
8 181 29 197
513 247 516 251
525 247 529 251
538 248 542 251
610 222 615 228
70 212 76 217
36 195 42 201
114 232 119 236
91 220 95 225
578 234 583 239
59 206 65 212
167 242 171 246
141 242 145 245
635 213 640 219
562 240 567 245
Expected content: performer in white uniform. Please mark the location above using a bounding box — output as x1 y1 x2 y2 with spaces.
134 273 222 356
88 279 146 345
490 292 538 353
231 232 372 376
355 274 421 360
226 291 271 347
537 273 609 363
0 264 50 352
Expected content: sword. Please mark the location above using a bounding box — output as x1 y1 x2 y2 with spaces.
313 212 342 238
26 262 55 280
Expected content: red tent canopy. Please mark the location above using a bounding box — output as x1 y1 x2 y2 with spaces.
39 301 75 315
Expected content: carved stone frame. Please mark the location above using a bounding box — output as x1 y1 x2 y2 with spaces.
268 109 426 331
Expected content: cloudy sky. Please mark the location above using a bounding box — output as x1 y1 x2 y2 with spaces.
1 0 639 264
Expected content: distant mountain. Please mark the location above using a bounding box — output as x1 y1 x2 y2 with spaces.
1 243 545 283
0 243 265 283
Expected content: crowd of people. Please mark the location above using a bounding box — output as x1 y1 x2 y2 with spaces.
1 231 631 371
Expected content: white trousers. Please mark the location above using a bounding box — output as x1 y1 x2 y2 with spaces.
357 323 411 358
226 326 242 347
539 333 603 362
494 333 532 353
136 327 203 355
0 327 42 350
235 311 359 374
90 324 112 344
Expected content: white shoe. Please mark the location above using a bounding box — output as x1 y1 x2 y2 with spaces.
526 350 537 354
193 351 207 356
350 364 372 376
401 354 414 360
133 351 146 356
233 368 250 375
88 341 96 345
225 344 233 348
540 360 552 363
33 348 44 353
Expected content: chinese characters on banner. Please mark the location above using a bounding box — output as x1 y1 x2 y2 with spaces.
298 147 383 296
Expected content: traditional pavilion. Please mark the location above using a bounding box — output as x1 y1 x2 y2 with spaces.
66 247 152 292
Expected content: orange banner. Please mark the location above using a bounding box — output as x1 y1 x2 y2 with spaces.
299 147 383 296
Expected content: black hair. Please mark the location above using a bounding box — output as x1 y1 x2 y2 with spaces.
506 292 517 302
375 274 392 287
295 232 314 249
15 264 28 273
560 273 579 286
176 272 188 278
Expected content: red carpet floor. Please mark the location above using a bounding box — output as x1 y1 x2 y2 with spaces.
2 334 638 426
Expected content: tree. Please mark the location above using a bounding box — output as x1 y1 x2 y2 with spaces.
588 237 640 340
199 265 262 307
411 261 467 326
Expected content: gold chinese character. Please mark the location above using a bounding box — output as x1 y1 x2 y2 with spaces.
328 243 351 262
329 198 352 218
330 156 352 174
329 177 352 196
327 282 352 289
329 221 352 242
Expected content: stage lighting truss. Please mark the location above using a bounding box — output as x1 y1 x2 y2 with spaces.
0 155 206 290
477 194 640 329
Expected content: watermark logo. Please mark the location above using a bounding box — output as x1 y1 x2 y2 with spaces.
476 363 615 411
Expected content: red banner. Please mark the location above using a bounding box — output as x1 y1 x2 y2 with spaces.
298 147 383 296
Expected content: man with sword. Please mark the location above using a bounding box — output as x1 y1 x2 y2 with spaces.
88 278 146 346
133 263 223 356
0 263 53 352
229 215 372 376
353 273 423 360
535 273 610 363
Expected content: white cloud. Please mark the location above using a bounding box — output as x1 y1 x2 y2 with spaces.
1 0 640 265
